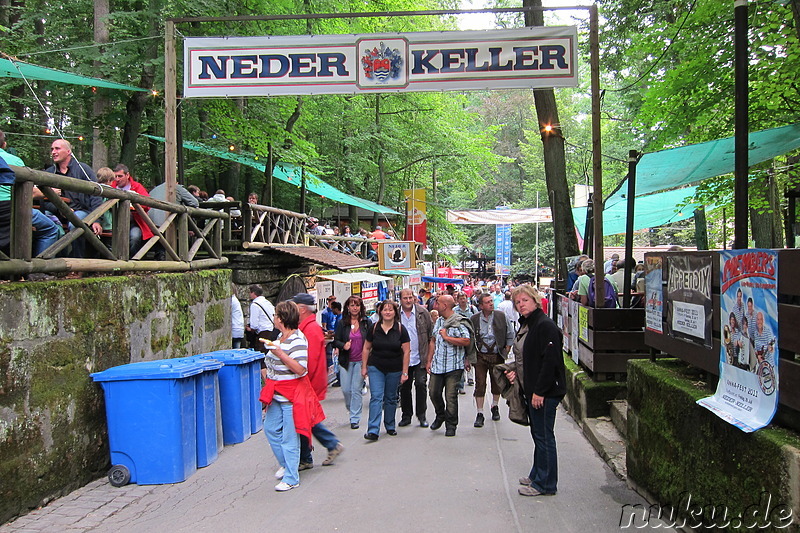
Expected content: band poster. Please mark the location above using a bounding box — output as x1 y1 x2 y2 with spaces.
644 255 663 333
664 254 713 348
698 250 779 433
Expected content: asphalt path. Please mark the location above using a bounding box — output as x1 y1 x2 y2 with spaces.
1 389 675 533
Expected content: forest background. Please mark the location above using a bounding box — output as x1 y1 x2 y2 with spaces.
0 0 798 278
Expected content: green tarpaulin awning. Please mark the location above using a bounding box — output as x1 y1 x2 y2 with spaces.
0 58 148 92
144 135 400 215
581 122 800 236
606 122 800 211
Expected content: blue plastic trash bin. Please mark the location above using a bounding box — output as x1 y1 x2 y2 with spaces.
173 356 224 468
197 349 264 445
90 360 205 486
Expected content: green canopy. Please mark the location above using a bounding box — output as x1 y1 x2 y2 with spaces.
144 135 400 215
606 122 800 211
573 186 703 237
0 58 148 92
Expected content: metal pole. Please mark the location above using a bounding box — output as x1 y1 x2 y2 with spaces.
589 4 604 307
623 150 638 308
432 165 438 278
734 0 749 249
535 190 540 286
300 165 306 213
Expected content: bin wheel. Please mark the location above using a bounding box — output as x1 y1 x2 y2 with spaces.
108 465 131 487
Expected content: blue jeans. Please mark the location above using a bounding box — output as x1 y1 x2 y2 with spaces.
31 209 59 256
67 209 91 258
129 225 142 257
366 365 401 435
528 396 562 494
339 361 364 424
263 400 300 486
429 369 463 430
299 422 340 464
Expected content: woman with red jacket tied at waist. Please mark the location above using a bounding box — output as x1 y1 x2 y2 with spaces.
259 300 324 492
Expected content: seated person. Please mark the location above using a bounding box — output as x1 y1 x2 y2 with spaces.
112 164 152 257
45 139 102 258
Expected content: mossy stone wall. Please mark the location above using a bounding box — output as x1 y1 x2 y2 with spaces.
563 355 627 423
627 359 800 532
0 270 232 524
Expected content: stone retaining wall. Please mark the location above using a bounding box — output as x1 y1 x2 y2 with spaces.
0 270 231 524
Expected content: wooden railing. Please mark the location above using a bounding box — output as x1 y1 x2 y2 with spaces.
1 166 228 275
2 167 408 276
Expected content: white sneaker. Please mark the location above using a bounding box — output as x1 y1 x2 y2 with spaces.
274 466 285 479
275 481 299 492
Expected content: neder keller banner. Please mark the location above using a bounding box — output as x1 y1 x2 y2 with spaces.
698 250 779 433
184 27 579 98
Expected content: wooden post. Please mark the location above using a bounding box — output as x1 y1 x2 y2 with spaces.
733 0 749 249
623 150 638 308
11 180 33 260
590 4 604 307
165 20 178 255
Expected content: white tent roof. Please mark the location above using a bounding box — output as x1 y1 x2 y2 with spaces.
447 208 552 224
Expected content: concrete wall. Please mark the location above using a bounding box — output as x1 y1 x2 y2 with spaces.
0 270 232 524
627 359 800 532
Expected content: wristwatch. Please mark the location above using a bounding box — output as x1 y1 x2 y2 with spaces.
402 372 408 377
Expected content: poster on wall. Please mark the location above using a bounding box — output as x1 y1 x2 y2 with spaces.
560 297 570 358
578 306 589 343
569 299 580 364
644 255 664 333
698 250 779 433
664 254 713 348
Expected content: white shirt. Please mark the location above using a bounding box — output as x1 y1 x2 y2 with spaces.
249 295 275 332
231 295 244 338
497 299 519 331
401 307 420 366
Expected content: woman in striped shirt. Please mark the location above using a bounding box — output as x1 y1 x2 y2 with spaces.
261 300 323 492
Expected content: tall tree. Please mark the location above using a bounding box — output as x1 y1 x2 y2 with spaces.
524 0 579 267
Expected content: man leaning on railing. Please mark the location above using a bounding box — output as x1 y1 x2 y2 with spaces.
45 139 102 258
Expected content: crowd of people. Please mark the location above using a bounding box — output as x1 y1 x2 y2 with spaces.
238 280 566 498
566 253 647 308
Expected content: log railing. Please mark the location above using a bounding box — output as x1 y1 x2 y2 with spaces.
1 166 228 275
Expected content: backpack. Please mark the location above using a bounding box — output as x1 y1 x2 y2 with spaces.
587 276 619 308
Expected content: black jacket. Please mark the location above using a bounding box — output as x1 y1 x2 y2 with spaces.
332 317 372 369
520 308 566 400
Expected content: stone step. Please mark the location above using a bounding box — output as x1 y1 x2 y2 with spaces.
609 399 628 440
582 416 627 480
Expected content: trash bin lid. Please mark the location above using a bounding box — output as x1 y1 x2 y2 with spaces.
172 356 225 371
198 349 264 365
90 360 205 382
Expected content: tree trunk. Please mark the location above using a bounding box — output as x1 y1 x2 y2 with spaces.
92 0 110 169
118 0 159 175
749 170 781 248
791 0 800 41
524 0 580 266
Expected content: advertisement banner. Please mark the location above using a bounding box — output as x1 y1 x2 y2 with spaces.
560 297 571 359
379 241 416 270
645 255 663 333
404 189 427 245
184 27 579 98
569 299 580 363
578 305 588 343
698 250 779 432
664 254 713 348
495 223 511 276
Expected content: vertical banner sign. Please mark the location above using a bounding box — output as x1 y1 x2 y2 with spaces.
495 224 511 276
404 189 427 245
698 250 779 432
664 254 713 348
569 299 580 363
578 306 589 343
644 255 664 333
560 297 571 359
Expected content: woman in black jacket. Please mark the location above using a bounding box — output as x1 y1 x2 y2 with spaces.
507 284 566 497
332 296 372 430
